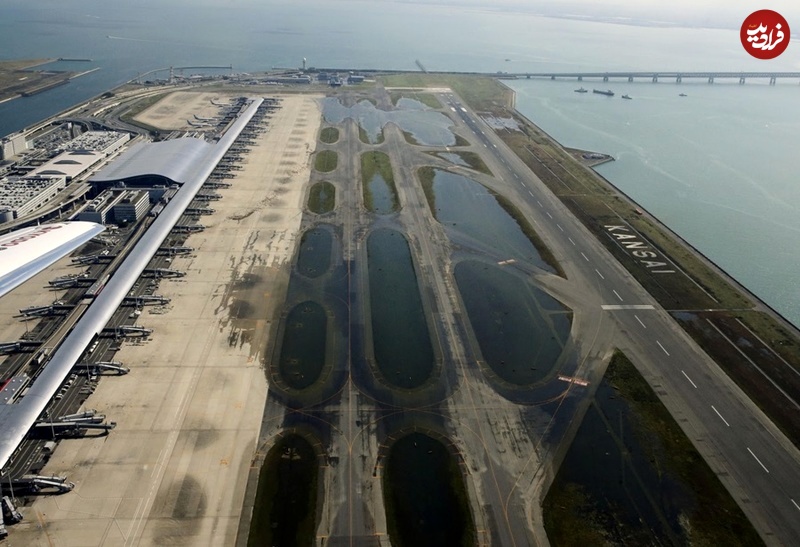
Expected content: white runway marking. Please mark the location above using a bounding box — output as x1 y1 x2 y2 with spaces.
711 405 730 426
681 370 698 388
634 314 647 328
557 223 564 232
747 447 770 473
595 269 605 279
568 237 575 246
602 304 655 310
613 289 623 301
546 211 553 219
537 200 543 208
528 190 533 197
580 252 589 261
657 340 670 356
792 499 800 512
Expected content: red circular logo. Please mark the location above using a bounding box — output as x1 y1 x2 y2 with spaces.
741 10 790 59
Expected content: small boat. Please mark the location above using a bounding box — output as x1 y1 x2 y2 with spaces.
593 89 614 96
574 87 588 93
679 93 688 97
622 94 632 100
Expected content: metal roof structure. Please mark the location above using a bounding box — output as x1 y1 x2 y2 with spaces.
0 98 263 476
0 222 105 298
28 150 105 181
90 138 217 185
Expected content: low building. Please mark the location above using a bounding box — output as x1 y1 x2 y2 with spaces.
264 76 312 85
112 190 150 224
76 191 125 225
30 150 106 182
0 134 28 161
0 131 132 223
61 131 129 156
0 175 67 220
77 189 151 226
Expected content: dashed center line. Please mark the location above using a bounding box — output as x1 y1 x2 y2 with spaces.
711 405 730 427
634 314 647 328
747 447 770 473
681 370 698 388
580 252 589 261
601 304 655 310
612 289 623 302
656 340 670 356
595 269 605 280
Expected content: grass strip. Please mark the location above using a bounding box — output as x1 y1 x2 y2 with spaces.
319 126 339 144
307 181 336 214
489 189 565 277
361 151 398 212
359 124 384 144
314 150 338 172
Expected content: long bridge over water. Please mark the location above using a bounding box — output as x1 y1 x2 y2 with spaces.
505 71 800 85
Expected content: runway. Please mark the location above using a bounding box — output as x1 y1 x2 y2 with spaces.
438 91 800 544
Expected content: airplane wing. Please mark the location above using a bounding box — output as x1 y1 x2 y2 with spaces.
0 221 105 298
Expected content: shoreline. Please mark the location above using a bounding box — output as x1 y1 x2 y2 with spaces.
504 90 800 336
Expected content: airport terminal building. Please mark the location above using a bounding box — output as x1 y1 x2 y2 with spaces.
0 131 130 223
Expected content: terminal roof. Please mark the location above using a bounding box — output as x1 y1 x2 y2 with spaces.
91 138 216 185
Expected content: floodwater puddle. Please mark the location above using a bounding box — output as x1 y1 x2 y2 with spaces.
543 352 763 545
248 434 320 547
455 260 570 386
278 301 327 389
364 173 396 214
424 168 554 271
367 229 434 388
383 432 475 547
296 226 332 279
362 151 399 214
322 97 456 145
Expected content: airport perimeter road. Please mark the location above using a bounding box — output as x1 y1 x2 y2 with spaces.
438 92 800 544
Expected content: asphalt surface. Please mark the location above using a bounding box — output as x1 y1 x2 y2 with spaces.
439 91 800 545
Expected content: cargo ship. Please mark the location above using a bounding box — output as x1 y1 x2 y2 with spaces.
593 89 614 96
